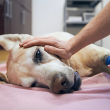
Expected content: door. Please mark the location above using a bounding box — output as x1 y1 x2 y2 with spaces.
9 0 22 34
21 9 31 34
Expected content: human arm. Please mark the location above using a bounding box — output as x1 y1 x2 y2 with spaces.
19 2 110 59
68 1 110 56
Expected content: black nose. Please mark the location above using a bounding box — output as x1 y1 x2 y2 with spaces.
71 71 81 91
50 72 81 94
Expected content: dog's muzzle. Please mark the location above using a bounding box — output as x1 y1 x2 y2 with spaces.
50 71 81 94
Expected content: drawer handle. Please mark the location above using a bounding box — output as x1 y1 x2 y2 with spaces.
9 1 12 18
21 10 26 25
4 0 10 18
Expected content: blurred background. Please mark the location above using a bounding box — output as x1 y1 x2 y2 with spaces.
0 0 110 63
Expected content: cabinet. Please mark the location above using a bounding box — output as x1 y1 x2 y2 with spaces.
0 0 31 34
65 0 102 46
66 0 102 34
0 0 32 49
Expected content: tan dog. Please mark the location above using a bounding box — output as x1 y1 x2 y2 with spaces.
0 32 110 94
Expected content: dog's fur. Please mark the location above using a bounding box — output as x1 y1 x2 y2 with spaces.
0 32 110 93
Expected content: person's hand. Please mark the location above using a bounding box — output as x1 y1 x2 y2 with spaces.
108 65 110 68
19 37 73 60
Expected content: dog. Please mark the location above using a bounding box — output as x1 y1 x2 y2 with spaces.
0 32 110 94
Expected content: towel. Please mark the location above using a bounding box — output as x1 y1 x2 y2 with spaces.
0 63 110 110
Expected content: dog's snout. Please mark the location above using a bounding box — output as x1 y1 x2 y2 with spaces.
50 71 82 94
50 73 73 94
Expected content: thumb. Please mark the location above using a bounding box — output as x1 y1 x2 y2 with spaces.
44 45 61 56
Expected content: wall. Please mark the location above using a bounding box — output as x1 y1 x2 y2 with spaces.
94 2 102 15
32 0 65 36
31 0 110 49
102 0 110 49
94 0 110 49
102 0 110 6
93 2 102 46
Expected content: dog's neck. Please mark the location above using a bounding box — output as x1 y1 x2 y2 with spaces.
61 59 71 67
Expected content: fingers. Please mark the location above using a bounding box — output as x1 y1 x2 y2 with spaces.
44 45 60 55
19 36 54 47
44 45 69 60
108 65 110 68
20 37 59 48
22 39 47 47
19 38 35 47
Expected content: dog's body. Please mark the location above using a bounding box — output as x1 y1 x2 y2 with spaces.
0 32 110 93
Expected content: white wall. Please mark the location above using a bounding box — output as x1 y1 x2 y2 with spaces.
95 2 102 15
32 0 65 36
102 0 110 6
102 0 110 49
94 0 110 49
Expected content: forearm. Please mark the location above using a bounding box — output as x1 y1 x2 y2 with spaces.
69 1 110 55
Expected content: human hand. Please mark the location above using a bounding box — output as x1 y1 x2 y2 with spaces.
19 37 73 60
108 65 110 68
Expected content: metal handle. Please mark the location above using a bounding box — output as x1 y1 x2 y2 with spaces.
9 1 12 18
4 0 10 18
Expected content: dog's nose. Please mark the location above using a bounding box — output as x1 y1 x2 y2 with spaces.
50 73 71 93
50 72 81 94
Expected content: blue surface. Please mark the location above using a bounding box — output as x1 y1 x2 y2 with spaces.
106 56 110 65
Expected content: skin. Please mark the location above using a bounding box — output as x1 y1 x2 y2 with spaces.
19 2 110 61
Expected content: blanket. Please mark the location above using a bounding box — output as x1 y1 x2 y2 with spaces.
0 63 110 110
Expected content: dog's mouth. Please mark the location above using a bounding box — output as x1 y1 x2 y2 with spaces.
71 71 82 91
31 71 81 94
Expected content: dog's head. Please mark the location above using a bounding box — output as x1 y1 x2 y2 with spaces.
0 34 81 93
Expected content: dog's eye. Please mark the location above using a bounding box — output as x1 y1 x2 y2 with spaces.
34 49 42 63
36 50 41 59
36 49 42 60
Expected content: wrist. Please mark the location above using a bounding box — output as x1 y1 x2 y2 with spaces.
67 39 76 57
67 34 83 56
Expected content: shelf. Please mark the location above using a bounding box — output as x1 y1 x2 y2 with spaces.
67 0 101 1
66 21 89 25
67 0 101 8
66 7 94 11
66 7 94 16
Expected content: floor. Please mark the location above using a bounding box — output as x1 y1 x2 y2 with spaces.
0 50 9 64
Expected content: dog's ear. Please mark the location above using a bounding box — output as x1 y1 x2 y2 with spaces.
0 34 32 51
0 73 9 84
